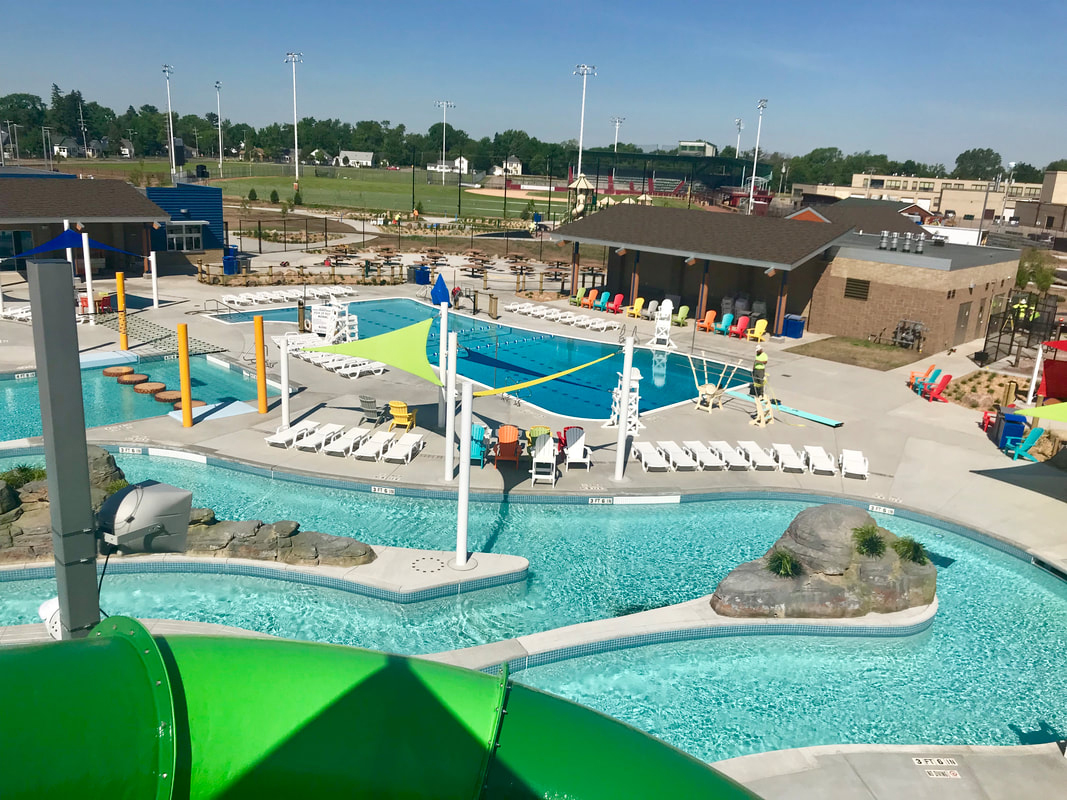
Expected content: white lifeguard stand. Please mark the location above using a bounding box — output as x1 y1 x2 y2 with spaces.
646 299 676 350
604 366 644 433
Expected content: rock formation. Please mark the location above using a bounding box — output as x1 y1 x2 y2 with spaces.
0 446 375 568
710 504 936 618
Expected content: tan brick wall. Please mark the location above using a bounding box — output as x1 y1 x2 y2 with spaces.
809 256 1017 350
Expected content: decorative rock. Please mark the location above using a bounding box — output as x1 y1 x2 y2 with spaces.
117 373 149 385
154 390 183 403
87 446 125 492
134 382 166 395
710 504 937 619
16 481 49 505
269 520 300 539
0 481 19 514
188 507 216 526
103 366 135 377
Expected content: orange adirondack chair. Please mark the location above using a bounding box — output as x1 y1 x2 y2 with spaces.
696 310 717 331
494 425 522 468
581 288 598 309
923 374 952 402
728 314 750 338
907 364 935 389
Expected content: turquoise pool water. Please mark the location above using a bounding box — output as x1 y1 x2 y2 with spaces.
217 298 748 417
0 357 276 442
2 452 1065 762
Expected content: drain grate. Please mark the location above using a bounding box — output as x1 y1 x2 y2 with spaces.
410 557 446 574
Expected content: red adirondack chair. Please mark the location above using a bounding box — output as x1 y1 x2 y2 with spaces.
923 374 952 402
728 315 750 338
606 293 625 313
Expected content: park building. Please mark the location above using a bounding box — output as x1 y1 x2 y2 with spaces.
678 140 718 158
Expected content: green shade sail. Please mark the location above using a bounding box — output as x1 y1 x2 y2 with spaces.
307 318 443 386
1018 403 1067 423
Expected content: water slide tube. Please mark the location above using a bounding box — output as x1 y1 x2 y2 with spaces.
0 617 760 799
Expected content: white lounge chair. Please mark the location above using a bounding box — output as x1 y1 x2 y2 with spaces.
264 420 318 448
529 434 557 485
543 309 566 322
657 441 699 471
382 432 426 464
708 441 750 471
2 305 32 321
526 305 550 318
322 426 370 457
631 441 671 472
839 449 869 480
221 294 245 307
737 441 777 471
563 427 591 471
572 316 596 328
340 361 387 379
353 431 394 461
505 302 535 314
295 423 345 452
682 441 725 471
589 319 621 332
803 445 837 475
555 312 580 325
771 443 806 473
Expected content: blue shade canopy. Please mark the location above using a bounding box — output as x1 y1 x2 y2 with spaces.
430 273 451 307
1 228 146 262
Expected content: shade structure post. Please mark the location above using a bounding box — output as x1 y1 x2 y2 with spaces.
1027 344 1044 406
279 335 291 429
254 315 267 413
149 251 159 309
455 380 474 568
613 337 635 481
81 232 94 325
445 331 458 481
63 219 74 275
115 272 128 350
438 301 449 427
178 323 194 427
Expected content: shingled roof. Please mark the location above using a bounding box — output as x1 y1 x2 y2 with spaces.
553 205 853 270
0 178 169 224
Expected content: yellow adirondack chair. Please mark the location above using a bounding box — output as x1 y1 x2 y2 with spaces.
388 401 417 431
625 297 645 318
745 319 769 342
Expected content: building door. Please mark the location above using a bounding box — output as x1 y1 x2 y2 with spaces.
954 301 972 346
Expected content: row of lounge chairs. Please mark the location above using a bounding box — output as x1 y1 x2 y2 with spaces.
503 302 621 332
222 286 356 307
1 305 32 322
286 338 388 379
631 440 868 478
264 419 425 463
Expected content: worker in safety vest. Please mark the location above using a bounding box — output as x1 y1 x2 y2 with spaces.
1011 297 1039 326
752 345 768 397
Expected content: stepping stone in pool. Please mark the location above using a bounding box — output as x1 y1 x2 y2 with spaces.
134 382 167 395
103 366 135 378
117 373 148 385
154 390 183 404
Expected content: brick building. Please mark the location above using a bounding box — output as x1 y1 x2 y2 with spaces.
553 205 1018 350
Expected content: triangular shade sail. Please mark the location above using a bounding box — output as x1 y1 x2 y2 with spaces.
1018 403 1067 423
307 318 443 386
3 228 146 261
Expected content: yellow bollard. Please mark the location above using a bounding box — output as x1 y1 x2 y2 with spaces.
254 315 268 414
115 271 128 350
177 323 193 428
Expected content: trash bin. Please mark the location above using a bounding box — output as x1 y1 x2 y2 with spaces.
488 294 499 319
782 314 806 339
407 266 418 284
996 412 1026 450
415 266 431 285
222 256 238 275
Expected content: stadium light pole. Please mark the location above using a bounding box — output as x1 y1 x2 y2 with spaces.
434 100 455 185
734 117 743 158
747 99 767 216
162 65 176 179
215 81 223 177
285 52 303 187
574 65 596 177
611 115 624 182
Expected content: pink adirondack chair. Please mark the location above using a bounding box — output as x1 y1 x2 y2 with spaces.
728 315 750 338
923 374 952 402
606 293 625 313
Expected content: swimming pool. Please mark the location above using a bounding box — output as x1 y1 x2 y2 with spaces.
2 450 1067 765
0 356 276 442
216 298 748 418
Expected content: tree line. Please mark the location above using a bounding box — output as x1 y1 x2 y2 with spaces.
2 87 1065 184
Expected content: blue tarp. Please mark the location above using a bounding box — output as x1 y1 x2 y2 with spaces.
3 228 146 262
430 273 451 307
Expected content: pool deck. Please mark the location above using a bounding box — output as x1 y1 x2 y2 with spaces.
3 263 1067 798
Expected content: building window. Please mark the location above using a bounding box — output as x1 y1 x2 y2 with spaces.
0 230 33 264
844 278 870 301
885 180 901 189
166 223 203 252
919 181 934 191
946 289 956 299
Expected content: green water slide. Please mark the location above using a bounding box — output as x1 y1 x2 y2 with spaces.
0 617 759 799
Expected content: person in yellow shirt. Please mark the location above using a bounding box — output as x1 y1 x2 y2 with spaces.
752 345 768 397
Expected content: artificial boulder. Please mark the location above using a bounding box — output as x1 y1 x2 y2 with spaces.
710 504 936 618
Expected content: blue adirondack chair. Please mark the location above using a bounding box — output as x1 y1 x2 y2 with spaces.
593 292 610 311
471 424 489 468
1004 426 1044 462
913 368 942 395
714 312 734 335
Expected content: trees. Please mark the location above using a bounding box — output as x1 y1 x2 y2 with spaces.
1016 248 1057 295
1011 162 1043 184
952 148 1002 180
1045 159 1067 173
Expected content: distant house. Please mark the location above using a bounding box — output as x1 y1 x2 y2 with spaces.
307 148 329 165
427 156 469 175
491 155 523 176
334 150 374 168
86 139 108 159
119 139 134 159
53 137 84 159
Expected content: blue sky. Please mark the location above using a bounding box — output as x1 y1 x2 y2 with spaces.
5 0 1066 167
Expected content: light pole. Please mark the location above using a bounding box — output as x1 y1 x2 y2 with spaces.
7 122 21 165
574 64 596 178
611 115 624 182
41 126 53 170
734 117 743 158
215 81 223 177
434 100 455 185
285 52 302 186
161 65 176 178
747 99 767 216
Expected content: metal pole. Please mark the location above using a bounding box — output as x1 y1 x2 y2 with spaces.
455 380 474 568
27 259 99 639
285 52 303 184
574 65 596 177
411 147 416 210
81 232 94 325
215 81 223 177
254 315 268 413
735 118 743 158
457 147 463 218
445 332 458 481
613 336 634 481
438 301 449 427
1027 344 1044 405
747 99 767 216
115 272 128 350
280 335 291 428
63 220 74 273
163 65 176 178
178 323 194 427
611 115 624 182
435 100 455 185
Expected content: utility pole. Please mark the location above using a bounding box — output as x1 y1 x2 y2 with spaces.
162 64 176 179
78 101 89 158
434 100 455 185
574 64 596 177
11 122 21 165
285 52 302 186
41 126 52 170
611 115 624 182
192 127 200 156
